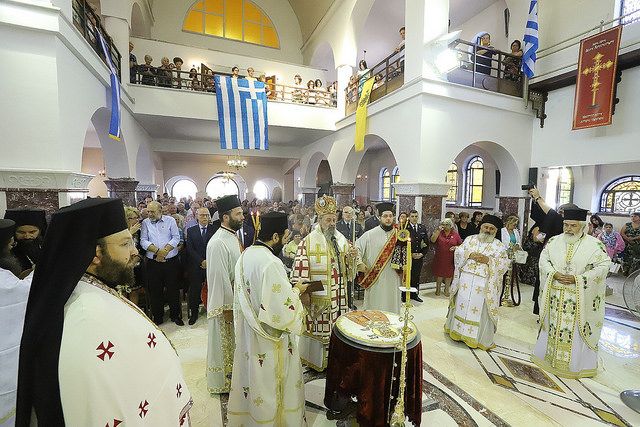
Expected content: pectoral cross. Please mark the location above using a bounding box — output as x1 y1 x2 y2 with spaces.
581 52 614 106
307 243 324 264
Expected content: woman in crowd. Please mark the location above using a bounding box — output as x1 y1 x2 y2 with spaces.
588 214 604 237
519 222 545 314
124 206 146 307
140 55 156 86
357 210 366 230
246 67 256 81
503 40 523 81
599 222 625 260
470 32 495 75
398 212 408 229
306 80 317 105
157 57 173 88
365 205 374 219
292 74 304 103
357 60 370 97
500 215 522 250
471 211 484 230
189 68 201 91
231 66 240 78
456 211 476 241
314 79 328 105
430 218 462 296
621 212 640 274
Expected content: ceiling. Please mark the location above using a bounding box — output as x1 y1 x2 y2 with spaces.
157 151 292 166
449 0 500 28
287 0 336 42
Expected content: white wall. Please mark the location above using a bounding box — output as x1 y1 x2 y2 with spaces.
150 0 304 64
531 66 640 167
82 148 109 197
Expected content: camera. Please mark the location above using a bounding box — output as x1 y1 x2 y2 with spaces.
521 184 535 191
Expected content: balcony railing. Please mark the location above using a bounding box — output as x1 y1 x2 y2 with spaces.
446 39 523 97
72 0 122 80
132 64 337 108
345 49 405 115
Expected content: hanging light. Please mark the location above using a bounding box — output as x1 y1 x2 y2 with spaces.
227 151 248 170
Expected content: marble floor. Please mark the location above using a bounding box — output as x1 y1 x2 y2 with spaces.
161 274 640 426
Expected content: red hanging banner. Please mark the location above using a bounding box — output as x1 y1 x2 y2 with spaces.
572 25 622 130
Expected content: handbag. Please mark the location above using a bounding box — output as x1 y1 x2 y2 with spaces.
514 250 528 264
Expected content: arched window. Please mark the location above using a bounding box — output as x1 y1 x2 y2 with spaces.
556 167 573 206
600 175 640 214
465 156 484 207
182 0 280 48
445 162 458 204
206 175 239 199
171 178 198 200
391 166 400 199
380 168 391 201
253 181 269 200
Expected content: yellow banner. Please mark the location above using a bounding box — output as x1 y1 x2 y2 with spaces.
354 77 375 152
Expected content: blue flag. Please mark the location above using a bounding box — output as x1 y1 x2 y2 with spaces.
214 75 268 150
97 31 122 141
522 0 539 79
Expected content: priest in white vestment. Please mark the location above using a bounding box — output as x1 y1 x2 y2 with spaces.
532 208 611 378
291 195 356 371
0 219 33 426
229 212 308 427
206 194 245 394
16 198 192 426
444 214 510 350
355 202 403 314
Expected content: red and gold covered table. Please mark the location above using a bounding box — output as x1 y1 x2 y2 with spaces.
323 311 423 426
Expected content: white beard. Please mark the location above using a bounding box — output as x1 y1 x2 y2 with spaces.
562 232 583 244
478 232 495 243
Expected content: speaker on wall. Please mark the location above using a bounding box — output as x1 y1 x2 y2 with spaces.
495 170 501 195
528 167 539 187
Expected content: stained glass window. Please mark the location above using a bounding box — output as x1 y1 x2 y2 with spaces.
391 166 400 200
599 175 640 214
465 156 484 207
446 162 458 204
621 0 640 25
380 168 391 201
556 167 573 206
182 0 280 48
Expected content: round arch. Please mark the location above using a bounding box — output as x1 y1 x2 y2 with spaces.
310 41 336 83
131 1 151 38
206 172 248 200
134 141 154 184
301 151 329 189
88 107 130 178
353 0 405 67
165 175 198 195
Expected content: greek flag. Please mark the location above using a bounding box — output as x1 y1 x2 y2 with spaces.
522 0 539 79
214 75 269 150
97 31 122 141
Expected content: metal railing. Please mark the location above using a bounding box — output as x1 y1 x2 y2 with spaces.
71 0 122 79
132 64 337 108
446 39 524 97
345 49 405 115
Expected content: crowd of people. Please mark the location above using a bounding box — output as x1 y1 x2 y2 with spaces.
129 42 338 106
2 187 639 424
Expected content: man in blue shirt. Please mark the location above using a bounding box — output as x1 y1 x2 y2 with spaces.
140 201 183 325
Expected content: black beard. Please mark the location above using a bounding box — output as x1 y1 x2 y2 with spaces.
380 223 394 232
15 237 43 264
0 250 23 277
228 217 243 231
94 251 137 289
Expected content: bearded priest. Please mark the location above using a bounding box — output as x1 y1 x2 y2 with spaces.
291 195 355 371
532 208 611 378
228 212 308 426
16 198 192 426
355 202 403 314
444 214 510 350
206 194 245 394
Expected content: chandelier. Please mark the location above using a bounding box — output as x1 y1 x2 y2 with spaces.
221 171 235 182
227 152 248 170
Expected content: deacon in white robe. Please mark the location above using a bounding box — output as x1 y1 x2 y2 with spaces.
532 209 611 378
291 195 355 371
16 198 192 426
0 218 33 427
355 202 403 314
228 212 307 427
444 215 510 350
205 195 244 394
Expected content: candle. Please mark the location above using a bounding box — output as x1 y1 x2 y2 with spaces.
405 238 412 292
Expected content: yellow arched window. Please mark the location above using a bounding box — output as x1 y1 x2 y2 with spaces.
445 162 458 204
183 0 280 48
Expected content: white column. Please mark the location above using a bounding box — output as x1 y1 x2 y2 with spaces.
103 16 130 84
336 64 353 116
404 0 450 82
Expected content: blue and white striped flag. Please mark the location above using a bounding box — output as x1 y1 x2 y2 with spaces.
97 31 122 141
522 0 539 79
214 75 269 150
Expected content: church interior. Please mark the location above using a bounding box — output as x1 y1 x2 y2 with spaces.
2 0 640 425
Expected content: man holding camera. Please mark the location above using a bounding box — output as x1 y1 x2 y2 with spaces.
526 186 578 244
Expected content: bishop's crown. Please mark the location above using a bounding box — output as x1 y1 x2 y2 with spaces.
314 195 337 217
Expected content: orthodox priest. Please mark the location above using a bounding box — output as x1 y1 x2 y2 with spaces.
1 219 33 426
206 194 244 394
4 208 47 273
355 202 403 314
16 198 192 426
228 212 308 427
291 195 354 371
444 214 509 350
532 208 610 378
